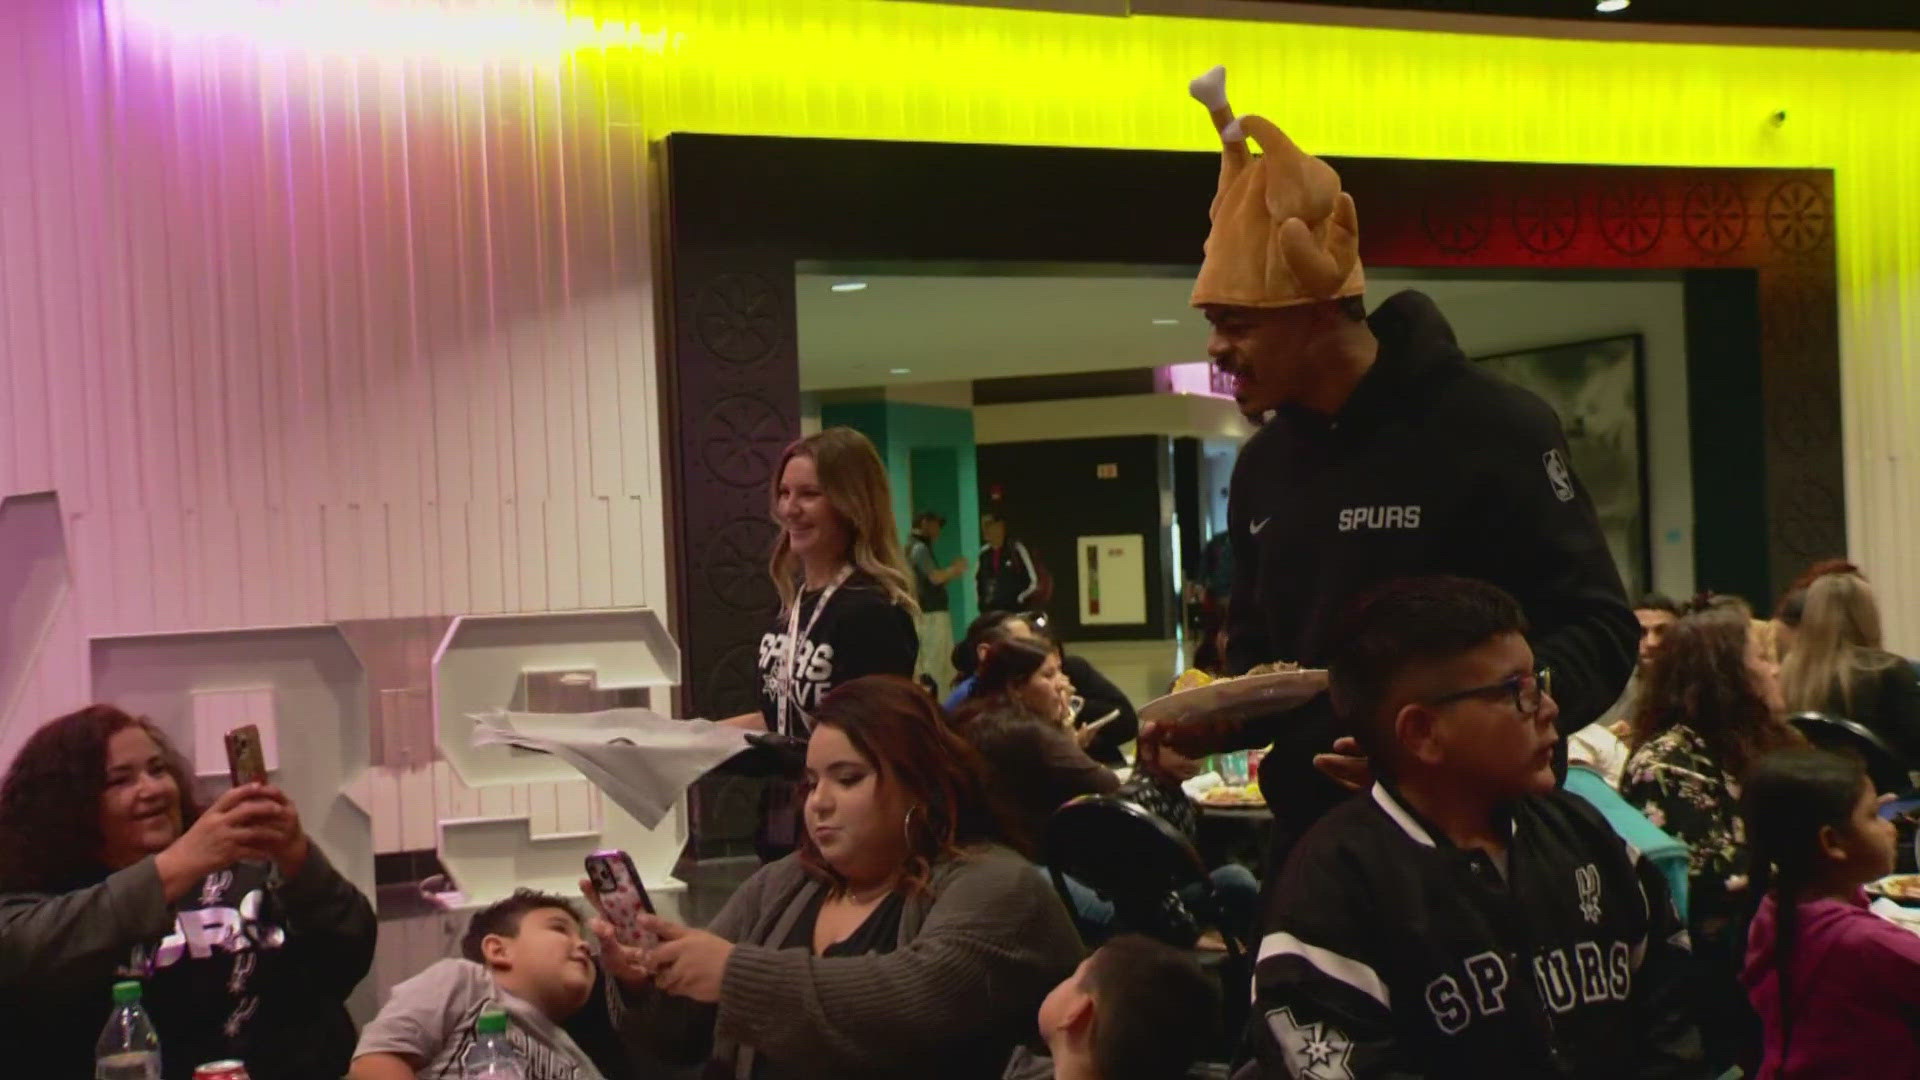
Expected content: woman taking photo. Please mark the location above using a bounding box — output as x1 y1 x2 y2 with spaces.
605 676 1082 1078
1622 599 1798 1074
0 705 376 1079
1779 571 1920 764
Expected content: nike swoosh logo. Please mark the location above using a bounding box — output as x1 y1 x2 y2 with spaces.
1250 518 1271 536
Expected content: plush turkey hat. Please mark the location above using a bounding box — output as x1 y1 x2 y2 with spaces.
1189 66 1365 310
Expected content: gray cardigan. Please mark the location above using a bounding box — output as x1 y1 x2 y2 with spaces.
621 842 1082 1079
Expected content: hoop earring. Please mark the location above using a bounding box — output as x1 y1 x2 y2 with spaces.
902 805 924 849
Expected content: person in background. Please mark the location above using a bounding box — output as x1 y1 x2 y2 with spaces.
1573 592 1682 784
351 890 602 1079
1779 572 1920 764
1770 558 1861 664
947 612 1136 766
0 705 376 1079
718 427 919 860
1006 934 1221 1080
907 510 968 691
1149 70 1638 878
952 637 1118 850
1622 597 1799 1074
948 610 1034 710
978 510 1040 613
1740 747 1920 1078
602 676 1081 1079
1254 577 1699 1078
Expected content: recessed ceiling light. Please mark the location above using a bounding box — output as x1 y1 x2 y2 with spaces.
889 367 911 375
1152 318 1180 326
1594 0 1629 12
830 281 868 293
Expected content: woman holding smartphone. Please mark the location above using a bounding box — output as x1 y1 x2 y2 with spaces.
720 427 920 858
0 705 375 1079
602 677 1081 1079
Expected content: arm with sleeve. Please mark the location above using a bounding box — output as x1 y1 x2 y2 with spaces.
1622 842 1707 1077
1253 845 1426 1079
1474 398 1637 736
352 958 487 1071
712 852 1079 1072
0 859 174 996
277 843 378 999
1012 541 1039 605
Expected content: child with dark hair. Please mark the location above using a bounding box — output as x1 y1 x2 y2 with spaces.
1253 576 1701 1078
1012 934 1219 1080
1741 748 1920 1078
351 889 604 1079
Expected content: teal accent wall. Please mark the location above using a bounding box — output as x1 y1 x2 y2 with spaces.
820 401 979 636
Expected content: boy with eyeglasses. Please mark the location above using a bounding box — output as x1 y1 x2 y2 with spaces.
1251 577 1702 1079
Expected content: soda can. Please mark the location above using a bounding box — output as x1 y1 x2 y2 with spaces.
194 1062 251 1080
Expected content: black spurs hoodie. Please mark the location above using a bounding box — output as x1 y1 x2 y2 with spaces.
1225 290 1638 840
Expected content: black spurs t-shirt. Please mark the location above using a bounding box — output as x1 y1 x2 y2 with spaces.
756 571 918 737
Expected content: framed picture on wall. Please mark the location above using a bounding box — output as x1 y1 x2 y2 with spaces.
1474 334 1650 596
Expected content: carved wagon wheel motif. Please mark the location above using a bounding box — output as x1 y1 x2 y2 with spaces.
1765 180 1831 254
699 394 789 489
699 639 765 724
1596 185 1664 256
1512 190 1580 255
694 273 783 366
1421 190 1494 255
1682 181 1748 256
699 516 780 612
1773 475 1843 560
1767 376 1841 454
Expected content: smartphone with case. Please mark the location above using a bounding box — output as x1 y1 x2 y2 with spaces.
224 724 268 787
585 849 656 948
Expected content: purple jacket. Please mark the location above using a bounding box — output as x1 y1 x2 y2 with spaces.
1742 890 1920 1078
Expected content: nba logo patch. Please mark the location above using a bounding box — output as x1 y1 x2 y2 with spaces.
1543 449 1576 503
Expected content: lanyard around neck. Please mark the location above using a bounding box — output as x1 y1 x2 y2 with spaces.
782 564 853 734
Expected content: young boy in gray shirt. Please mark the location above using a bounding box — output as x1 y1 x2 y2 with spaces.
351 890 604 1080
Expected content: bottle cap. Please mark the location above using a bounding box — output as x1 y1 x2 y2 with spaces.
112 981 142 1005
476 1009 509 1035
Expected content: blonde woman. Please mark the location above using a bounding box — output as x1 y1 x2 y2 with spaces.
1780 572 1920 763
720 427 919 739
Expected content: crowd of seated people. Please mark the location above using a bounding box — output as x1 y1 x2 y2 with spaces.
12 551 1920 1079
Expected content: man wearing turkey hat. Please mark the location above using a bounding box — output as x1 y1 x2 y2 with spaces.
1152 68 1639 874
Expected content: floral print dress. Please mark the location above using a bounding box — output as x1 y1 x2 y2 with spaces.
1621 723 1749 927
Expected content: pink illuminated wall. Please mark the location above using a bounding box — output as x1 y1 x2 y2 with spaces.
0 0 667 855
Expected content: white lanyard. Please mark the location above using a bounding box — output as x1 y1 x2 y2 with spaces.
781 564 852 736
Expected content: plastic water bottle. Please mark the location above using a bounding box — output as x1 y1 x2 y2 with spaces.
95 980 161 1080
461 1009 524 1080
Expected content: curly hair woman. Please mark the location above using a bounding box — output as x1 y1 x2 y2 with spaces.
0 705 375 1079
1623 600 1799 1074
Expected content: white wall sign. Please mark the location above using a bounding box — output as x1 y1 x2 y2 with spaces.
1077 534 1147 626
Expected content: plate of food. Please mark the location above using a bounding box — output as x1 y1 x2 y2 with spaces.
1198 784 1266 807
1138 664 1329 729
1867 874 1920 904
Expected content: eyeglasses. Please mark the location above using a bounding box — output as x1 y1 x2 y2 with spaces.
1426 667 1554 719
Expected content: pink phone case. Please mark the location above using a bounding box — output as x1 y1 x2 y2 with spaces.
585 850 656 949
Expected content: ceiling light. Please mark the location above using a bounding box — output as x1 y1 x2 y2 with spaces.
1594 0 1629 12
1152 318 1180 326
830 281 868 293
889 367 911 375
